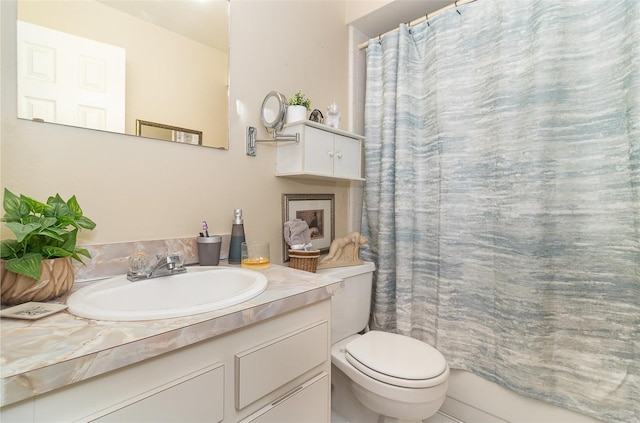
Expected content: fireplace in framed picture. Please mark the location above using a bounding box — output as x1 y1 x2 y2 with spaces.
282 193 335 261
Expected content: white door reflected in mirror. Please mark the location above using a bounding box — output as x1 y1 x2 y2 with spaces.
18 21 126 133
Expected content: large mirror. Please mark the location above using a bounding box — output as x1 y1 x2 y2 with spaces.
16 0 229 150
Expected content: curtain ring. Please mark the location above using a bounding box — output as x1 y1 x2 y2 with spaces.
455 1 461 15
426 13 430 26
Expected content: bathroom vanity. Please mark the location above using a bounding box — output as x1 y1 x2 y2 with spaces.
0 264 341 422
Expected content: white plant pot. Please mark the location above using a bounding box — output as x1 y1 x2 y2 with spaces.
286 105 308 124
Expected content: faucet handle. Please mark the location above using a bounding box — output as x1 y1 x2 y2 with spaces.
166 256 177 271
128 252 151 276
167 253 185 270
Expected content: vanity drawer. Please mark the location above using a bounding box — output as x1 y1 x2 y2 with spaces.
235 320 328 409
238 372 329 423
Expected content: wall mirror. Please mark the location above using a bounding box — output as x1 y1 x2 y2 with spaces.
16 0 229 150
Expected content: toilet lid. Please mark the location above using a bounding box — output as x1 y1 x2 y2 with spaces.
345 331 447 388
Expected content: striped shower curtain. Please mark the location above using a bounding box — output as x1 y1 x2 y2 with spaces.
360 1 639 422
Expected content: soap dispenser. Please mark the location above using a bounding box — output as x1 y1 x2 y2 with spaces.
228 208 245 264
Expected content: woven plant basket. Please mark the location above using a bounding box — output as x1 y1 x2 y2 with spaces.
288 249 320 273
1 257 75 305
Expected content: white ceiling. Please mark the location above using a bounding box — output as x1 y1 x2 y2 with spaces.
97 0 458 54
96 0 228 52
350 0 454 38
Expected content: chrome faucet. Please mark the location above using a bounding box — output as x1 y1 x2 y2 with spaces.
127 254 186 281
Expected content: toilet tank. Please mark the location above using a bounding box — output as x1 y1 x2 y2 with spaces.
317 261 375 344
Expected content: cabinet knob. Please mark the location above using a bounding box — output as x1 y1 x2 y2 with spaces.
335 151 343 159
328 151 334 158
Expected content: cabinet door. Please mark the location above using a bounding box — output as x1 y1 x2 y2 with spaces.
92 364 224 423
239 373 329 423
304 126 334 177
332 135 362 180
0 398 34 422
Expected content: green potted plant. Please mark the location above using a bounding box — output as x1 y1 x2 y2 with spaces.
286 90 312 123
0 188 96 305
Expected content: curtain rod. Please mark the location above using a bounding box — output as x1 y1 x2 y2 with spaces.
357 0 478 50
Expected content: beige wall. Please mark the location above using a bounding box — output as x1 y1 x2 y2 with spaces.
1 0 351 264
17 0 228 148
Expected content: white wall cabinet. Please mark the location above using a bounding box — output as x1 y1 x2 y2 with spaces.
277 121 364 181
1 300 331 423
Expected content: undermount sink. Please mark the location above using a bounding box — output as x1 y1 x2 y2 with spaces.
67 267 268 321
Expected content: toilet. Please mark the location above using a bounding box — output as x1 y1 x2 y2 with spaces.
318 262 449 423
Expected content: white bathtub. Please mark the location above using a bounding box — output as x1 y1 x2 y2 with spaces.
440 370 604 423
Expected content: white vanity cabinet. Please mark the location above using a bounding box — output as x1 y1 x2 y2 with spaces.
1 299 331 423
277 121 364 181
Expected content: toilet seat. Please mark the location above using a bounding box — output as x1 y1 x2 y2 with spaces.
345 331 447 389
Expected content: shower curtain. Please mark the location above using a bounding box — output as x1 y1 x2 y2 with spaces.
360 1 639 422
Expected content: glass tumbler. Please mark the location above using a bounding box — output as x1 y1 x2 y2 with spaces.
241 241 270 270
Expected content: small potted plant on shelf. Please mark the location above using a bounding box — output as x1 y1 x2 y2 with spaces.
286 90 312 124
0 188 96 305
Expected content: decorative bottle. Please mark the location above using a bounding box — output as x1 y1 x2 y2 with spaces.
228 209 245 264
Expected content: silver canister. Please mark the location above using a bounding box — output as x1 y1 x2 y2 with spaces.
197 235 222 266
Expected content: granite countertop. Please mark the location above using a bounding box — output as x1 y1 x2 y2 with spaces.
0 264 342 407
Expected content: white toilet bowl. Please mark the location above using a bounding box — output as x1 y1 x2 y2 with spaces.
331 331 449 422
319 262 449 422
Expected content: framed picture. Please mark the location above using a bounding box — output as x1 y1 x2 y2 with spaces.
282 193 335 261
136 119 202 145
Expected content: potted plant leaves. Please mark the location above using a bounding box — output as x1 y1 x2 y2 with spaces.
0 188 96 305
286 90 312 124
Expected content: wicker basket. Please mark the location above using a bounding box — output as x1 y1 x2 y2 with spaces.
288 249 321 273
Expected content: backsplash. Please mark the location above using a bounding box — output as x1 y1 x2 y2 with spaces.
73 235 231 282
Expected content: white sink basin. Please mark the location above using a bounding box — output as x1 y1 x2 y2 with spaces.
67 267 268 321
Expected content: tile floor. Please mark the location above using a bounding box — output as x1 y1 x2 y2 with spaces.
331 410 462 423
425 411 463 423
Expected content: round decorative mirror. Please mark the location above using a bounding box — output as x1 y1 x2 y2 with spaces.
260 91 287 132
